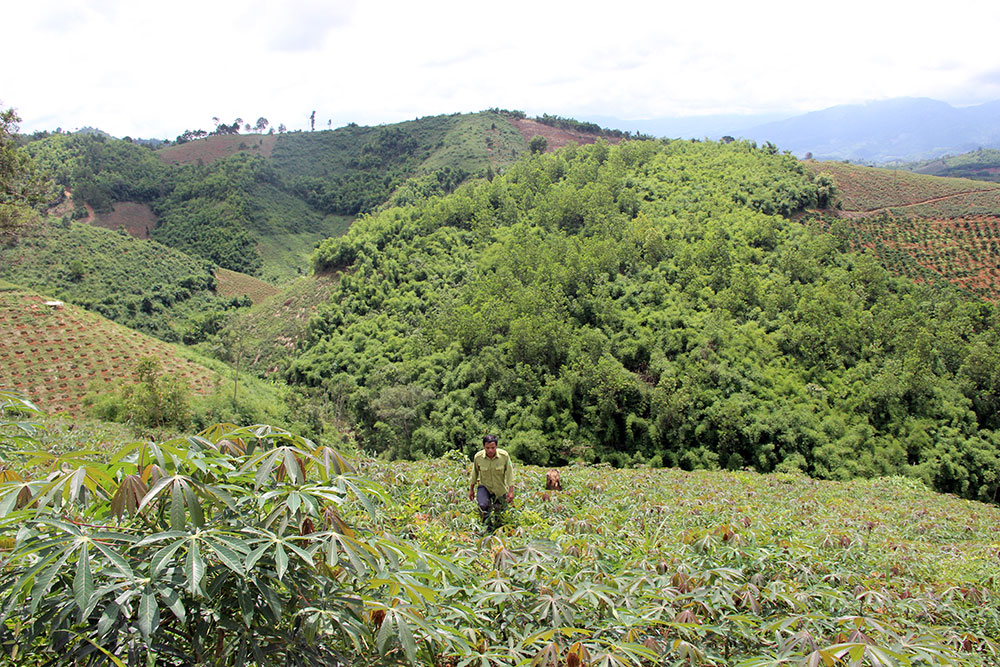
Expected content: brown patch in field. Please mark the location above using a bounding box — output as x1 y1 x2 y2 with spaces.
158 134 278 166
805 214 1000 301
93 201 158 239
214 268 280 304
510 119 623 152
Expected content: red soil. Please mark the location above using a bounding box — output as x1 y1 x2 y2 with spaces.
510 119 623 152
158 134 278 166
94 201 158 239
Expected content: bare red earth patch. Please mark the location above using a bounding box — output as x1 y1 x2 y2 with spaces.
510 119 623 152
94 201 158 239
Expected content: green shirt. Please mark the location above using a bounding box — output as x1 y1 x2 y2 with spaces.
470 448 514 497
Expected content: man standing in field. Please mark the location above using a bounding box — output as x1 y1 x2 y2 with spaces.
469 434 514 527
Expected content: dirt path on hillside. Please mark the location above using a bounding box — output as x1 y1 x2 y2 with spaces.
62 189 95 224
843 187 1000 217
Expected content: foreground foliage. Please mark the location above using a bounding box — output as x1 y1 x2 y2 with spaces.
0 401 996 666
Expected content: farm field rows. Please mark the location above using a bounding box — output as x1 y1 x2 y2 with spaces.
0 283 221 416
805 160 1000 300
808 215 1000 300
806 161 1000 213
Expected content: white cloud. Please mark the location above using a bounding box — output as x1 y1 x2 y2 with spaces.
4 0 1000 137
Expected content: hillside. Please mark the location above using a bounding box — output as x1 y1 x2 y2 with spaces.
158 133 278 166
287 138 1000 503
902 147 1000 182
0 218 248 341
213 267 281 303
0 280 221 416
218 272 342 377
804 161 1000 300
20 112 629 286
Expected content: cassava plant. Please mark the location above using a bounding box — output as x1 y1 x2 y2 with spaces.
0 411 464 665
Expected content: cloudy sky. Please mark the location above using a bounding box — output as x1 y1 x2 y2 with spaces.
5 0 1000 139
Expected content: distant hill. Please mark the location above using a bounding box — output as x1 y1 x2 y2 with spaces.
0 281 222 417
585 99 1000 164
804 160 1000 300
743 98 1000 162
0 218 249 342
22 111 625 285
900 148 1000 182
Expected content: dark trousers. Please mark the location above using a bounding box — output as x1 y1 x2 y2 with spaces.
476 485 506 521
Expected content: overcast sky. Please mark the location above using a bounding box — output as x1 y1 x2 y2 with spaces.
6 0 1000 139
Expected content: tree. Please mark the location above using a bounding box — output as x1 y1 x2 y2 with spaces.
278 123 287 133
529 134 548 154
310 110 316 132
254 117 269 133
1 105 50 240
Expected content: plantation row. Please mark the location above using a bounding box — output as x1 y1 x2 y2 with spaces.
0 285 219 416
806 161 1000 212
808 215 1000 301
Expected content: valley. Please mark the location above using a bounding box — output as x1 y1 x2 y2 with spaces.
2 107 1000 666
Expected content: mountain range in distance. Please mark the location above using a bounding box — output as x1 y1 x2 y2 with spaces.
585 97 1000 164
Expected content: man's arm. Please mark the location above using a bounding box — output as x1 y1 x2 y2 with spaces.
504 456 515 503
468 459 478 501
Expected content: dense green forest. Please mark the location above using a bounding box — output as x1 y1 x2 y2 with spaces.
290 138 1000 502
21 133 340 280
17 112 537 281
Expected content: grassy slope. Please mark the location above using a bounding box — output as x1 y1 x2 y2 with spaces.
0 282 222 417
903 148 1000 182
805 161 1000 300
158 134 278 166
213 268 281 303
255 214 353 283
220 272 342 377
806 160 1000 212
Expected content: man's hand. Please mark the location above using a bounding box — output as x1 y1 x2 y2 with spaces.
506 489 514 503
469 489 475 501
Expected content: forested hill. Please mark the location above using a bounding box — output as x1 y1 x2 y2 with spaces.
289 138 1000 502
19 111 624 281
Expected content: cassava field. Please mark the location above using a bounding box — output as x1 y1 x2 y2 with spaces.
0 414 996 666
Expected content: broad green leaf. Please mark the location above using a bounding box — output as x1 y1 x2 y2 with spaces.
138 587 159 638
185 539 205 596
73 541 94 612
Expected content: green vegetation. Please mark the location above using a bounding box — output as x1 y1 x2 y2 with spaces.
900 147 1000 182
215 273 343 379
294 139 1000 502
808 213 1000 301
0 106 51 240
0 407 996 665
804 161 1000 213
272 111 526 216
0 218 247 342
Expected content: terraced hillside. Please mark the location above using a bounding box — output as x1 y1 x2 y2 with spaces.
0 281 221 416
805 161 1000 300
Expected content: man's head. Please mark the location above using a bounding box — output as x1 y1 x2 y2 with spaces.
483 434 498 458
